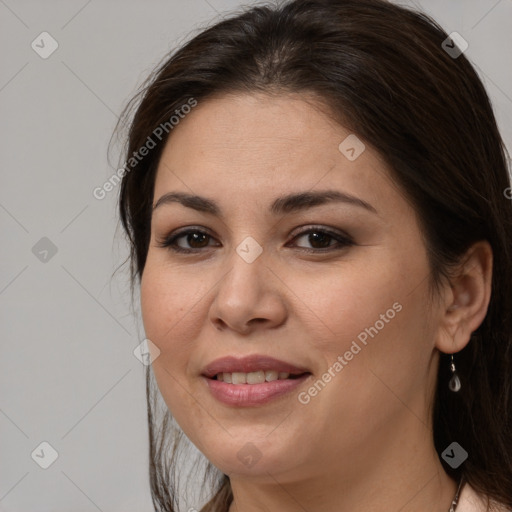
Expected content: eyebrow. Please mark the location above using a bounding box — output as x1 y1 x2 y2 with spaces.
152 190 378 216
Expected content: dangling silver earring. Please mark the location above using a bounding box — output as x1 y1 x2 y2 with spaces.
449 354 461 392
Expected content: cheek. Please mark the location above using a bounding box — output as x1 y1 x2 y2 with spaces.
140 258 208 347
140 264 201 398
329 280 432 426
291 257 404 353
293 249 432 400
140 267 215 448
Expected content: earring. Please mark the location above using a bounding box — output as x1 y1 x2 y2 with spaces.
449 354 461 392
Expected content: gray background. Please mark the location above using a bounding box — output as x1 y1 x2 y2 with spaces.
1 0 511 511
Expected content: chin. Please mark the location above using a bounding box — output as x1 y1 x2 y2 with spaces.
197 432 301 478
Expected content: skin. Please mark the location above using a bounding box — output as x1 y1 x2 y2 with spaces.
140 92 493 512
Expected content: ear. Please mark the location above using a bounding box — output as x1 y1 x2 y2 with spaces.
435 240 493 354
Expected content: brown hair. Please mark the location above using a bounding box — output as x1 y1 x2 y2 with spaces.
112 0 512 510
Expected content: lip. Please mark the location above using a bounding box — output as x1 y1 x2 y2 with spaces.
201 355 312 407
203 373 311 406
201 355 310 378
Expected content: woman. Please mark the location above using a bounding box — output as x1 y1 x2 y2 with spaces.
113 0 512 510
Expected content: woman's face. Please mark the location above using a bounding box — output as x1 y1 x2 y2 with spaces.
140 92 444 481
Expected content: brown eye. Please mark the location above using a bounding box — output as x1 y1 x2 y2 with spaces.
182 231 210 249
157 228 219 253
290 227 354 252
157 226 354 254
295 231 334 249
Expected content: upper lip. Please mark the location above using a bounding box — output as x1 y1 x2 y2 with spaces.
201 355 310 378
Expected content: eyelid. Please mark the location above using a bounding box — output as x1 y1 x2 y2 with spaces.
156 224 355 253
289 224 353 241
155 225 218 251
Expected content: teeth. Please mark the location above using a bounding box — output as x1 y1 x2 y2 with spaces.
246 371 265 384
265 370 279 382
216 370 292 384
232 372 247 385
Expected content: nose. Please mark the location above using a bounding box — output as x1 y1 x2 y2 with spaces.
208 243 288 335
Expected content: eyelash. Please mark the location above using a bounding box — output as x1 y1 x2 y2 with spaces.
156 225 355 254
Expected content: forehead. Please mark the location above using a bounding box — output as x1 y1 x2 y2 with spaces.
153 92 399 217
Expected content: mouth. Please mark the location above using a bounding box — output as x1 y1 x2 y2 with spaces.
201 354 310 377
211 370 307 383
201 355 312 406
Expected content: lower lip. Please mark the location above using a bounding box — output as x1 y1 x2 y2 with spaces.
203 374 311 407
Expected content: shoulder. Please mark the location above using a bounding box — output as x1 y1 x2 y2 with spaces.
458 482 511 512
